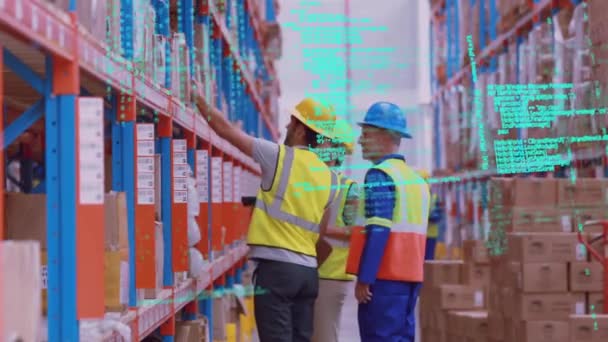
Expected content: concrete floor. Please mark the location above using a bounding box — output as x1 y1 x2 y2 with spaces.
250 284 421 341
337 284 360 341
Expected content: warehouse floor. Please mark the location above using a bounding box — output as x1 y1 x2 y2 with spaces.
337 285 360 341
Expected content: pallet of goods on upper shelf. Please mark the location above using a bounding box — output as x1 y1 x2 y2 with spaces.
434 1 607 174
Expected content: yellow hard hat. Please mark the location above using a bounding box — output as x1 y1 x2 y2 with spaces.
290 98 336 138
416 169 430 179
331 118 355 155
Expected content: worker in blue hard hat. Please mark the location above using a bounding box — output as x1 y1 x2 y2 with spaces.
344 101 430 342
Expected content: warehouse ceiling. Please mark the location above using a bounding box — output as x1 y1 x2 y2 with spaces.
277 0 419 100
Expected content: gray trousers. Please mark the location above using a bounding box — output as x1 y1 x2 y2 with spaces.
253 259 319 342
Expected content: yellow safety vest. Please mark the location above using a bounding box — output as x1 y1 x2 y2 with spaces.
346 158 430 281
247 145 338 257
428 193 439 238
318 173 357 281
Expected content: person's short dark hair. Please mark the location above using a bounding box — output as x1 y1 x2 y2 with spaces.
299 121 323 148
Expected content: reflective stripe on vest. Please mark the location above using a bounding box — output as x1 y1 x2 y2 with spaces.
318 173 356 281
345 158 430 282
247 145 338 257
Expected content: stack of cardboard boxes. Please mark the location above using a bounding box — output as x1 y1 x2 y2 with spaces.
175 317 210 342
212 290 249 342
420 259 488 341
486 177 608 341
422 177 608 341
211 264 256 342
4 192 130 314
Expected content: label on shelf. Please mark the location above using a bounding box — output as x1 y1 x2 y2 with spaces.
137 140 155 156
575 301 585 315
78 97 104 205
223 161 233 202
173 177 188 191
137 173 155 189
137 156 155 173
136 124 155 140
474 290 484 308
234 166 241 200
211 157 223 203
173 139 187 153
576 243 587 261
174 190 188 203
137 188 155 205
173 152 188 165
196 150 209 202
135 124 156 205
173 139 188 204
561 216 571 232
173 164 190 178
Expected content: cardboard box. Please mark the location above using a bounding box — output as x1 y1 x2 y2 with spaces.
507 207 565 232
570 207 608 233
507 233 586 263
41 249 127 314
5 194 48 246
569 262 604 292
510 178 557 207
435 285 485 310
557 179 608 207
105 192 129 251
227 294 248 341
518 262 568 293
463 239 489 264
513 293 585 320
143 221 164 299
424 260 463 287
5 192 129 251
447 311 465 336
212 295 230 340
462 263 491 288
487 313 506 340
518 320 569 342
465 311 489 339
587 292 604 314
489 178 513 207
570 314 608 341
175 318 209 342
488 284 504 314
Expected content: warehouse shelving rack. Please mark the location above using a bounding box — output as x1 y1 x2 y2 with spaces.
0 0 279 341
429 0 606 254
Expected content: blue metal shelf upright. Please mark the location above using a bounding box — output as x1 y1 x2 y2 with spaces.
0 0 281 341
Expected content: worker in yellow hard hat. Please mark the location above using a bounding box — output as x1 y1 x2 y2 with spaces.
312 117 360 342
416 169 442 260
195 92 339 341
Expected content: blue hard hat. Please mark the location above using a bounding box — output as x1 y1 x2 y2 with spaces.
357 102 412 139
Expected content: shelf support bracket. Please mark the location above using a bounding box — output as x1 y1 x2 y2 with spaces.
2 99 44 149
3 48 45 94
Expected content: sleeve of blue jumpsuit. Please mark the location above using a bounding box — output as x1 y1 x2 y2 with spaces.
357 169 396 285
428 199 442 223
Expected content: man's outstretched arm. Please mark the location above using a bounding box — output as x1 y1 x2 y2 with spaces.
195 88 255 157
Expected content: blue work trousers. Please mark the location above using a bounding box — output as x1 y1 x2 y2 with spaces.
424 237 437 260
358 280 422 342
